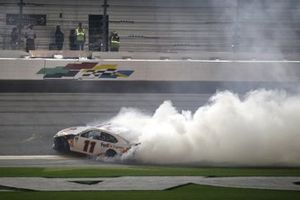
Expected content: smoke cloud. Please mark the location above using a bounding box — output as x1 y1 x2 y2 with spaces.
107 89 300 166
98 1 300 166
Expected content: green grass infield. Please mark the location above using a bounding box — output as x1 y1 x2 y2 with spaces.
1 166 300 200
0 166 300 177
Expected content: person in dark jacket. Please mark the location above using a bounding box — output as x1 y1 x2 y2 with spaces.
55 25 64 50
10 27 18 50
69 29 76 50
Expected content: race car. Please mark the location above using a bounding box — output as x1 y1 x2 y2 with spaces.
53 124 135 157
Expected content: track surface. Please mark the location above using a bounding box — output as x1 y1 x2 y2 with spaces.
0 93 211 158
1 80 299 166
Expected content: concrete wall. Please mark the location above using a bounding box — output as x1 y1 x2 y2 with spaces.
1 58 300 82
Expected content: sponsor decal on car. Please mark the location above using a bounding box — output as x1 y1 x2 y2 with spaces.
100 143 111 148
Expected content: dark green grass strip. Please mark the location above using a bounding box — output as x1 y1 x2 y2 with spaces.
1 167 300 177
0 184 300 200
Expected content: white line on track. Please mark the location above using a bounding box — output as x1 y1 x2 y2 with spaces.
0 155 66 160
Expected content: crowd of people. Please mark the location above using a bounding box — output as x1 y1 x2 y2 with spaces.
10 23 120 52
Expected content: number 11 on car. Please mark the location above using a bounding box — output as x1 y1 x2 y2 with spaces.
83 140 96 153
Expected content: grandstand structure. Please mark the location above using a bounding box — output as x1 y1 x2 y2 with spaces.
0 0 299 53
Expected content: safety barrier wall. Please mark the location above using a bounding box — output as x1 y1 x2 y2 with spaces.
1 49 300 60
0 59 44 80
0 58 300 82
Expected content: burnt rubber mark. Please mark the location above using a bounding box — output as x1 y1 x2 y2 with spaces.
1 80 299 93
164 183 195 190
0 184 35 191
69 180 103 185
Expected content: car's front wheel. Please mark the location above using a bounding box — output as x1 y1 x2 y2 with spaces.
53 137 70 152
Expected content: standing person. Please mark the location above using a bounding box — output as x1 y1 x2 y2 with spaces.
110 31 120 51
69 29 77 50
25 24 36 52
75 22 85 50
55 25 64 50
10 27 18 50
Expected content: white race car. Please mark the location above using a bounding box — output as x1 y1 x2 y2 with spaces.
53 124 136 157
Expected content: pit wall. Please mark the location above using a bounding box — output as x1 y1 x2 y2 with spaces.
0 58 300 82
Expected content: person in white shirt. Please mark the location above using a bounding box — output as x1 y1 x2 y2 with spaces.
25 24 36 52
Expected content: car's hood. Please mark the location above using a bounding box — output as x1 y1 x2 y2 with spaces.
54 126 87 137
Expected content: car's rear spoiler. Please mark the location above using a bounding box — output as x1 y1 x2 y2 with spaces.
131 142 141 147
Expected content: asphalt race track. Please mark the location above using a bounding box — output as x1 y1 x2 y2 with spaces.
0 80 300 166
0 92 213 166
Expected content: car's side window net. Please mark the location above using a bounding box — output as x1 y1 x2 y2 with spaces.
100 132 118 143
80 130 118 143
81 132 89 138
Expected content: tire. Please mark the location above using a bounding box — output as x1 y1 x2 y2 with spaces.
105 149 117 157
61 138 70 152
53 137 70 152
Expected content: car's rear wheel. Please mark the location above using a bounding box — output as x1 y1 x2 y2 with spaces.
105 149 117 157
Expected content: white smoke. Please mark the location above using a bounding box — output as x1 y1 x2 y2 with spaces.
108 89 300 166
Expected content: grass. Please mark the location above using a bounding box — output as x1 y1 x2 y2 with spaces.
0 184 300 200
1 166 299 199
0 166 300 178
